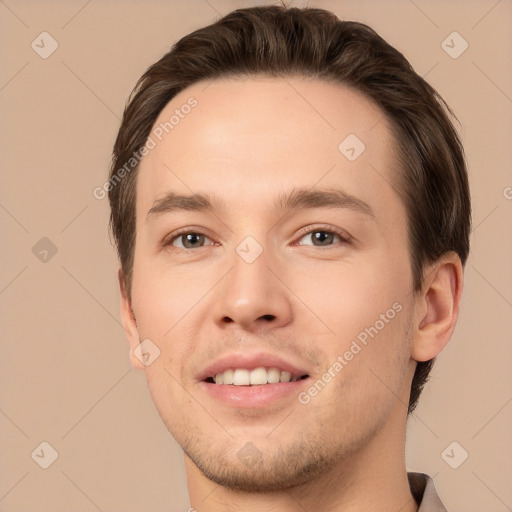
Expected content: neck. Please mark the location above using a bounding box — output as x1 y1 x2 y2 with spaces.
185 398 418 512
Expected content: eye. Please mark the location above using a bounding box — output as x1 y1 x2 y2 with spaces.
297 228 349 247
167 231 215 249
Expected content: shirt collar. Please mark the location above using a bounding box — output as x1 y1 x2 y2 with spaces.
408 472 447 512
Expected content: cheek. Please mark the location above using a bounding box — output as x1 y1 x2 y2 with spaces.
291 251 413 400
144 364 195 438
130 255 214 404
291 253 409 344
132 263 199 429
303 296 413 436
131 249 213 339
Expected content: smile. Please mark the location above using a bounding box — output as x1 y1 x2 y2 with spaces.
207 367 309 386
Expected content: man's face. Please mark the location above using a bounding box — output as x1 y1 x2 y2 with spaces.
127 77 417 491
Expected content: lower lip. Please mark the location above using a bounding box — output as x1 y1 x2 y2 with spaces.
200 379 309 408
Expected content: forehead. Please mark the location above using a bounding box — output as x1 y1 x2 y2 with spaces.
136 76 401 221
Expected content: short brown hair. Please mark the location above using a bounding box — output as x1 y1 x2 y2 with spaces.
108 5 471 413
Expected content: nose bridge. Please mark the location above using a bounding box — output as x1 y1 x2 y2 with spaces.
213 236 292 330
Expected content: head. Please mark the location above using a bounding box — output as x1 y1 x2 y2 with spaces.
108 5 470 492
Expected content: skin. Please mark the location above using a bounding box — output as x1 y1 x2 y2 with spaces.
119 77 463 511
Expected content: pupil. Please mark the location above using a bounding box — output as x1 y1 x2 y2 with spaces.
313 231 333 246
183 233 204 248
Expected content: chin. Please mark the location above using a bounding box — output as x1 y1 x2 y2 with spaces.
181 432 351 492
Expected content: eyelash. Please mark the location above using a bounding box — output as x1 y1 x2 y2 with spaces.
162 227 217 251
294 225 352 247
162 225 352 251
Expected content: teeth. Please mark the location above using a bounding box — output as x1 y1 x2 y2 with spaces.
223 369 234 385
250 367 267 386
280 371 291 383
233 369 250 385
212 367 305 385
267 368 280 384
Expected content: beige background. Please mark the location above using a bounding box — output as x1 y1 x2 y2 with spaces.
1 0 511 510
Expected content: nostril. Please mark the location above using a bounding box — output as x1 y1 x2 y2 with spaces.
260 314 276 321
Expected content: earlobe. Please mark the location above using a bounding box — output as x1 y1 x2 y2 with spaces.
411 253 464 362
118 269 145 370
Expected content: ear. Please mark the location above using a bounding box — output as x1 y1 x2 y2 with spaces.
119 269 144 370
411 252 464 362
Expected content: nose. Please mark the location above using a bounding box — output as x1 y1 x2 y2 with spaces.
212 245 293 333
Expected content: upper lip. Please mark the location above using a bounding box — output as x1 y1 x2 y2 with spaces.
197 352 312 382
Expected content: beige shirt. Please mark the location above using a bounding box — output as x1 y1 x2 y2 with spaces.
409 473 447 511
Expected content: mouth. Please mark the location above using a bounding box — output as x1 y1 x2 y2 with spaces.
204 367 310 385
197 353 312 408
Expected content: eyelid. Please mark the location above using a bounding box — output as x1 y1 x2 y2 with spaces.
161 224 353 250
162 227 217 248
293 224 353 246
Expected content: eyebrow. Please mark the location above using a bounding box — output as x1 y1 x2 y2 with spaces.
146 187 375 220
275 188 374 217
